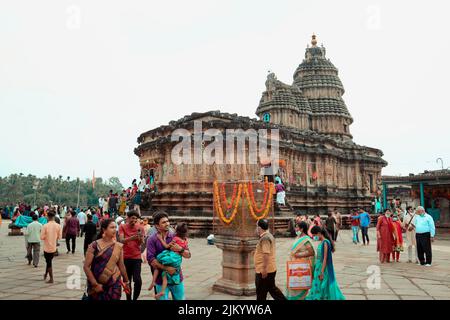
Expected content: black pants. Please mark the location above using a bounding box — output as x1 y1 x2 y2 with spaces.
326 228 335 241
66 234 76 253
361 226 369 245
416 232 432 265
110 207 117 218
124 258 142 301
255 272 286 301
44 251 55 269
80 225 85 237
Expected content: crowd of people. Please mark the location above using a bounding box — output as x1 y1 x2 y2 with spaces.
1 187 438 301
254 218 345 301
13 204 191 300
289 208 343 242
376 206 436 266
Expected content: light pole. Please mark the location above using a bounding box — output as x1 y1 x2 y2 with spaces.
76 179 81 209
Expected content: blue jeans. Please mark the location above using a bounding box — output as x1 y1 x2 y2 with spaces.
155 282 185 300
352 226 360 243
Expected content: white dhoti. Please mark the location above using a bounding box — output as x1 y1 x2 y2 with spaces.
276 191 286 205
403 211 418 262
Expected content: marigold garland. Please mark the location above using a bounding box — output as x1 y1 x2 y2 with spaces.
214 181 242 224
213 179 274 224
220 183 237 210
247 178 269 214
244 181 275 221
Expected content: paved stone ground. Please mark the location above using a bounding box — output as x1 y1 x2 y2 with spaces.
1 221 450 300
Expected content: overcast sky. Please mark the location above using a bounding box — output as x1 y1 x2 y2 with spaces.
1 0 449 187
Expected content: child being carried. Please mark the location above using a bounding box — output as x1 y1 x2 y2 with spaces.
148 222 188 298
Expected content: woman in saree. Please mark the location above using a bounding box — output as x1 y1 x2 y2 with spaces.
306 226 345 300
83 218 130 300
376 209 396 263
286 221 315 300
11 208 21 223
275 181 286 206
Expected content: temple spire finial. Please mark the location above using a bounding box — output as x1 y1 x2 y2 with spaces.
311 33 317 47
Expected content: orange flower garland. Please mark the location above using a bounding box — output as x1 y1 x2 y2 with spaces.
221 183 237 210
213 179 274 224
214 181 242 224
247 178 270 213
244 181 275 221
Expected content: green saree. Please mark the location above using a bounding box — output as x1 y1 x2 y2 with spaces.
306 239 345 300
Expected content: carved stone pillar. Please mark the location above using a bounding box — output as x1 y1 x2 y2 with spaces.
212 236 258 296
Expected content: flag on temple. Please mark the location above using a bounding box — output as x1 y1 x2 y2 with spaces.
92 170 96 189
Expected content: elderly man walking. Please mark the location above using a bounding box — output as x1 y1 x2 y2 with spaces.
413 206 435 266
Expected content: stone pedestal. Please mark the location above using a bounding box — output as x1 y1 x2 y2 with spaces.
212 235 258 296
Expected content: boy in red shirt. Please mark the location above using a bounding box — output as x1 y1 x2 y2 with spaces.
351 209 360 244
119 210 144 300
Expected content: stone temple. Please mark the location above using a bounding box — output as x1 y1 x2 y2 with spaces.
135 35 387 219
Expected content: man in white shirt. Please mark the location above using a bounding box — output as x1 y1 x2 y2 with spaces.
98 197 104 212
60 206 66 218
24 214 42 267
77 209 87 237
402 206 418 263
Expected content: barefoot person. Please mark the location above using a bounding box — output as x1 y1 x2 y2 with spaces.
352 208 371 246
391 214 404 262
413 206 436 266
146 211 191 300
83 214 98 256
119 210 145 301
24 214 42 267
254 219 286 300
40 210 62 283
286 221 315 300
306 226 345 300
148 222 189 298
402 207 418 263
376 209 395 263
83 219 130 300
65 210 80 255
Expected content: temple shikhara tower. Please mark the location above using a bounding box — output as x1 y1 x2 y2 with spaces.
135 35 387 218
